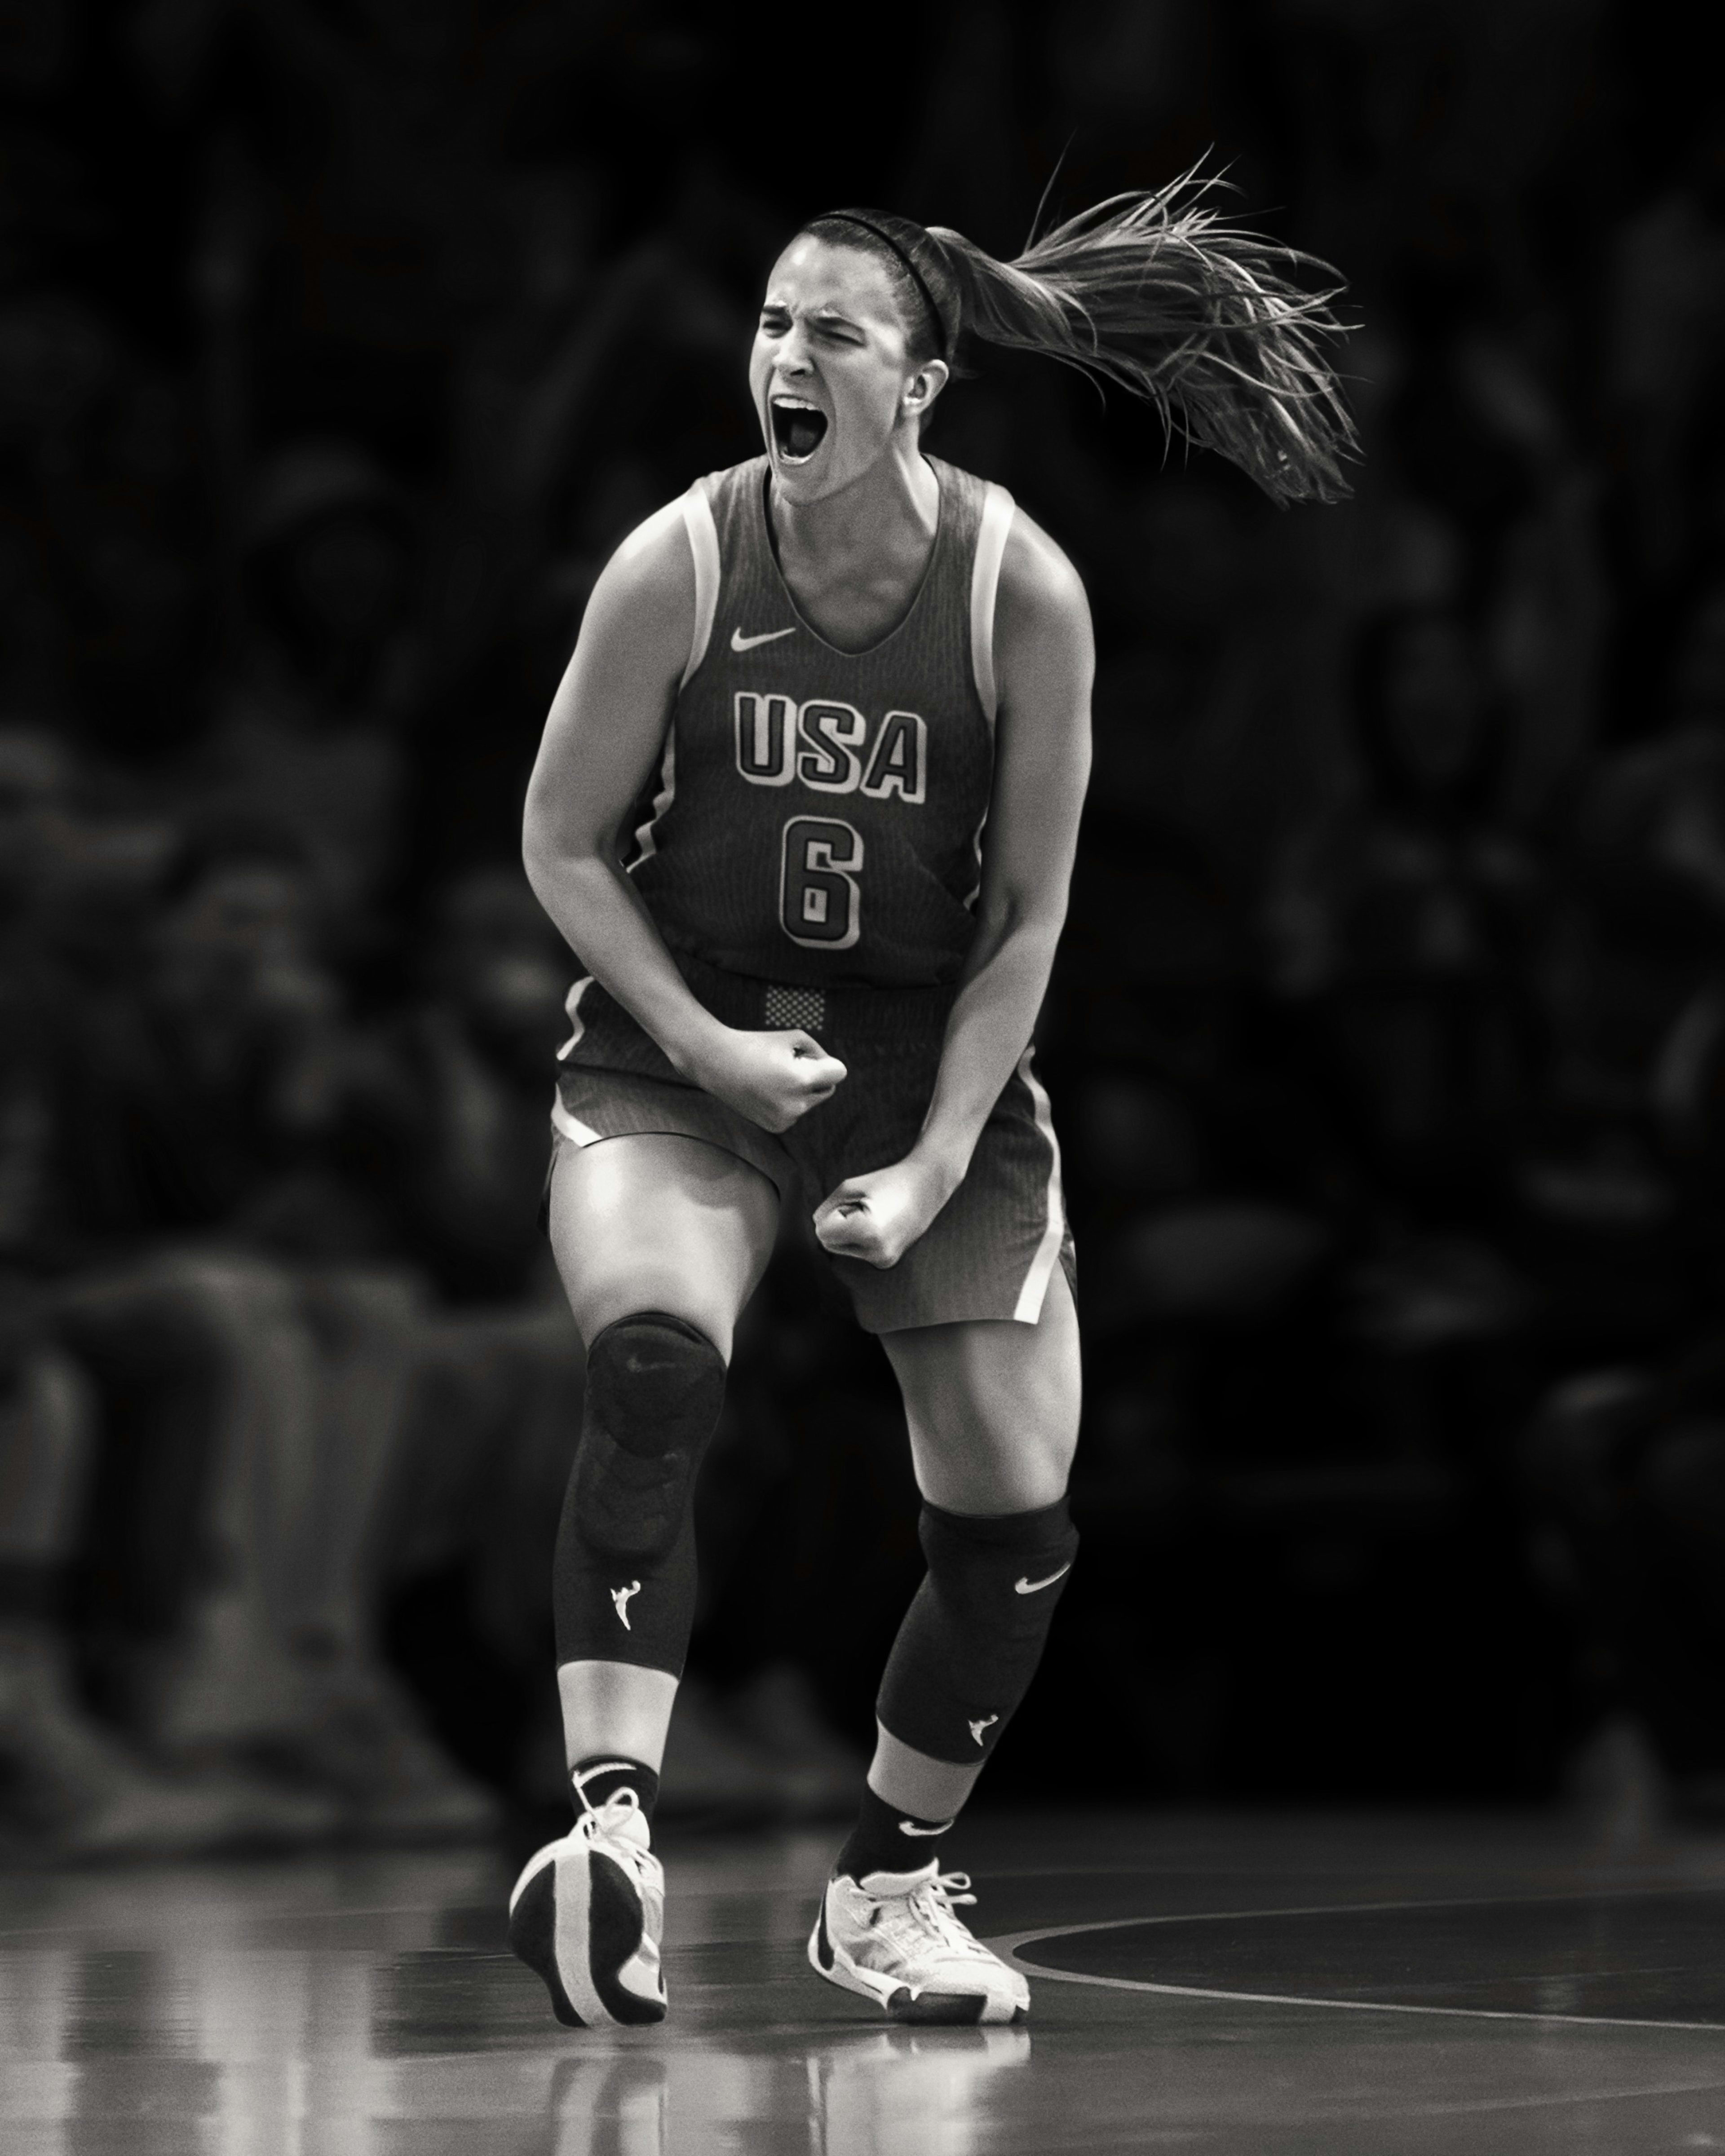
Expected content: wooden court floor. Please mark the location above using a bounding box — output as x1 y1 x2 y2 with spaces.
5 1808 1725 2152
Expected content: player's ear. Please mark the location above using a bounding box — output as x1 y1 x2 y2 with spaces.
903 358 949 421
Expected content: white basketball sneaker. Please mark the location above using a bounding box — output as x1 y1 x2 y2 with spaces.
808 1862 1029 2025
507 1787 666 2027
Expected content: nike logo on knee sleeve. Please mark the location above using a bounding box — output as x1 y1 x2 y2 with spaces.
969 1714 998 1745
610 1581 641 1628
1014 1564 1072 1595
897 1817 956 1837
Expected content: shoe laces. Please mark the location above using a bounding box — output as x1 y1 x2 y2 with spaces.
574 1785 661 1891
576 1784 644 1838
879 1870 995 1963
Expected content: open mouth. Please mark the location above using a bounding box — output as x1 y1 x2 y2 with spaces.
770 395 828 464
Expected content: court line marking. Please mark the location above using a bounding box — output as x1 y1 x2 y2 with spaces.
990 1890 1725 2034
1003 1878 1725 1936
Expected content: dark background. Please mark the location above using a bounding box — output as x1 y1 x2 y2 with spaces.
5 0 1725 1852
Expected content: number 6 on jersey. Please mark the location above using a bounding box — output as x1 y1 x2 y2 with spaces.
780 816 863 950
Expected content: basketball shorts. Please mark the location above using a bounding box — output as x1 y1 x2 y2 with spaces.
545 957 1075 1336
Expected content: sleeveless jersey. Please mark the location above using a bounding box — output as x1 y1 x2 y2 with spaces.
624 454 1014 991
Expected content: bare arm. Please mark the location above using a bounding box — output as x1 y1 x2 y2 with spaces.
522 502 845 1132
815 509 1092 1265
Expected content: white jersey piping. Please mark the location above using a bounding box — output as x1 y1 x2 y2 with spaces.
679 482 721 687
1012 1047 1066 1323
961 804 988 913
628 729 677 872
550 1093 602 1146
617 483 709 876
552 977 602 1139
555 974 593 1062
969 481 1015 725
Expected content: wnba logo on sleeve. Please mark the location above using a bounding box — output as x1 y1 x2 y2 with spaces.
734 693 925 804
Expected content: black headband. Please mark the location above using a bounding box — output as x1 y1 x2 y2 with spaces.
818 211 949 361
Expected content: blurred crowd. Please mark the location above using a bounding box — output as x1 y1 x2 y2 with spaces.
4 0 1724 1859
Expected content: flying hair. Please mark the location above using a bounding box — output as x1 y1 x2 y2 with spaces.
804 164 1358 507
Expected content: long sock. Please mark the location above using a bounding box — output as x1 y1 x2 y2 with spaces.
835 1781 954 1882
572 1754 660 1826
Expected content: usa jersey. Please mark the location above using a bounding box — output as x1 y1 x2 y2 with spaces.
548 455 1075 1328
626 455 1013 992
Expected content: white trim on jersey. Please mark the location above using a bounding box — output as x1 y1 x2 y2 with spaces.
961 804 988 913
1012 1047 1066 1324
628 729 677 871
554 974 594 1065
614 491 700 877
551 978 604 1142
969 481 1016 725
680 482 721 687
550 1093 603 1146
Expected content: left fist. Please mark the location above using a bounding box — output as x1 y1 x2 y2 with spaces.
813 1156 957 1270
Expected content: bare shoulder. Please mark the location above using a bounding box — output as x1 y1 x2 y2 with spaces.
580 493 696 661
994 503 1094 703
536 489 706 769
996 503 1091 641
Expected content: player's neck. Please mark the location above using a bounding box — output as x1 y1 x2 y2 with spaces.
769 439 939 610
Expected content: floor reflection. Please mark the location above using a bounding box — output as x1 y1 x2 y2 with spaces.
10 1823 1725 2155
477 2027 1035 2156
0 1883 1031 2156
803 2028 1032 2156
535 2028 1031 2156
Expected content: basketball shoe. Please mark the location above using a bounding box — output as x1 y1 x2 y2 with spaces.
508 1786 666 2027
808 1862 1029 2024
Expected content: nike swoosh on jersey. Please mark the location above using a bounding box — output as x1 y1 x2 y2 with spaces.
1013 1563 1073 1595
730 624 796 651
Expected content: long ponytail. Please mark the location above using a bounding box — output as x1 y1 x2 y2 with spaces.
806 166 1358 507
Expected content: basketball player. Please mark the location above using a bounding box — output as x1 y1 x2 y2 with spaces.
509 178 1353 2028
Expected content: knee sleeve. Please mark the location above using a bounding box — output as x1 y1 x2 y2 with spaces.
554 1312 725 1677
575 1311 725 1562
877 1498 1079 1766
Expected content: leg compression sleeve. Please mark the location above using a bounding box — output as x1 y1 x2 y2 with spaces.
553 1312 725 1679
876 1497 1079 1766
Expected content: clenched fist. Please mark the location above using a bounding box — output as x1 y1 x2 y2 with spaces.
690 1027 847 1134
813 1155 958 1269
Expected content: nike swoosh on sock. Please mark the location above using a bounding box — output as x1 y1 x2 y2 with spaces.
1014 1563 1072 1595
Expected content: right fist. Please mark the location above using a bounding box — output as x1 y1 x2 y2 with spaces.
695 1027 847 1134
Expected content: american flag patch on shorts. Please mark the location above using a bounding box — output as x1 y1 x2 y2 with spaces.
763 985 827 1034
